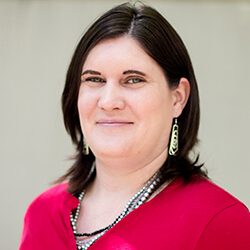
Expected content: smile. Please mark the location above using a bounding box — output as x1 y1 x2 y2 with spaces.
96 120 134 126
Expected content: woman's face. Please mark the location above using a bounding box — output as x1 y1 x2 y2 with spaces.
78 36 178 165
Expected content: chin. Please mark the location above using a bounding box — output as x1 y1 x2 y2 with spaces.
92 146 131 159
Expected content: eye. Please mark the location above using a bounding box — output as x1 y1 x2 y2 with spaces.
126 77 145 84
84 77 105 83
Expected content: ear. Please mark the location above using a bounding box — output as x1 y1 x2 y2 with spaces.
171 77 190 118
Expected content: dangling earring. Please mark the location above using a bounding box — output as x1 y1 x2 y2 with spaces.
83 140 89 155
169 118 179 156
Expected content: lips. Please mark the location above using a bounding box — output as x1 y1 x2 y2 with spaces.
96 120 134 126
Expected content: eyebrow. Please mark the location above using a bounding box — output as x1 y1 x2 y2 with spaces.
123 70 146 76
81 70 101 76
81 69 146 77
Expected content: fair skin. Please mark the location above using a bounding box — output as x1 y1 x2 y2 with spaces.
77 35 190 233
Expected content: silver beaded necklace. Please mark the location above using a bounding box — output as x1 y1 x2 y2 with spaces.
70 165 162 250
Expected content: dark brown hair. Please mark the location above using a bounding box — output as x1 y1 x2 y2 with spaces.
58 2 207 195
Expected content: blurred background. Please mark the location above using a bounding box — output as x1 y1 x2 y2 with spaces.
0 0 249 249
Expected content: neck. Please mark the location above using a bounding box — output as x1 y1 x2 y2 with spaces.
88 148 168 200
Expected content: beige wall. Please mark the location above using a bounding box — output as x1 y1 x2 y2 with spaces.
1 0 250 249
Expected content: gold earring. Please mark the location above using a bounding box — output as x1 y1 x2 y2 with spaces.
83 141 89 155
169 118 179 156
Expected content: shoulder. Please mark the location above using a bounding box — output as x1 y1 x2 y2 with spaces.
168 176 248 212
184 178 250 249
180 176 250 222
28 183 68 205
138 176 250 249
24 183 77 219
20 184 78 249
34 182 70 202
167 177 250 249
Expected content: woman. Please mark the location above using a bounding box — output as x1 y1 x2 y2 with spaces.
20 2 250 250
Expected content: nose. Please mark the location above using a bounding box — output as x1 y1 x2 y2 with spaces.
97 82 125 111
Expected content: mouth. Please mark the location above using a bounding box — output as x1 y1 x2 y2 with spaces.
96 120 134 127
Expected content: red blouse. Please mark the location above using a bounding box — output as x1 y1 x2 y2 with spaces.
19 177 250 250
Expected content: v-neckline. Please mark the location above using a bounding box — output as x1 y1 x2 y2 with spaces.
82 177 183 249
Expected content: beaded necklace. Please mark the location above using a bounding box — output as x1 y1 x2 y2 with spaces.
70 168 162 250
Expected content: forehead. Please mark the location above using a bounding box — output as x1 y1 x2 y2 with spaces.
82 36 160 73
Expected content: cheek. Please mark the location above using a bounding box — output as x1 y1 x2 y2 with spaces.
77 95 98 140
77 89 95 126
136 90 174 139
136 88 174 120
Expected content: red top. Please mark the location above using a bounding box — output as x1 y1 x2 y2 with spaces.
19 177 250 250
